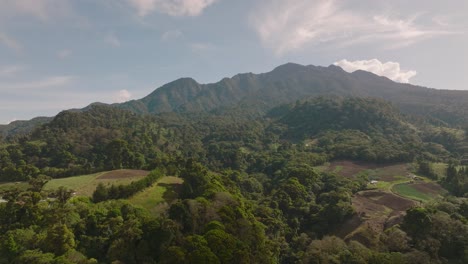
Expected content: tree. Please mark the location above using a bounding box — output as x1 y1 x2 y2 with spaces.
402 207 432 239
180 161 210 199
92 183 108 203
0 233 19 262
28 174 51 192
16 250 55 264
42 224 76 256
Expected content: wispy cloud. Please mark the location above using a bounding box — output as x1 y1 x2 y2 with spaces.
0 65 24 77
0 32 22 52
104 32 121 47
57 49 72 59
189 42 216 53
0 75 74 91
161 30 183 41
127 0 218 17
334 59 417 83
251 0 459 55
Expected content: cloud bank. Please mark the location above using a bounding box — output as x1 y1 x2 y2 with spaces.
128 0 217 17
334 59 417 83
251 0 457 55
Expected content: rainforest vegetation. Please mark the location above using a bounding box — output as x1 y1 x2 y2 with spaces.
1 79 467 263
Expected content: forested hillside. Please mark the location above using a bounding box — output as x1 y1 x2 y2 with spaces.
119 63 468 126
3 63 468 139
0 65 467 263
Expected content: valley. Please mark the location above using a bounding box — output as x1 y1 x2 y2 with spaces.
0 64 467 263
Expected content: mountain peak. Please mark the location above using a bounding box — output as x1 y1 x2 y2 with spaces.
351 69 393 83
327 64 345 72
170 77 199 86
271 62 307 74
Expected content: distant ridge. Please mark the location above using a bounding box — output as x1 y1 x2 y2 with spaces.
3 62 468 137
0 117 52 138
118 63 468 126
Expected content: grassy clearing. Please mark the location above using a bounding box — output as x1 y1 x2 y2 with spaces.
0 182 30 193
392 183 432 202
128 176 183 216
43 170 147 197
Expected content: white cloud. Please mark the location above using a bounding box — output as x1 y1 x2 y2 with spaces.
0 76 74 91
251 0 458 55
0 65 24 76
113 89 132 103
57 49 72 59
127 0 217 17
104 32 121 47
334 59 417 83
0 32 22 52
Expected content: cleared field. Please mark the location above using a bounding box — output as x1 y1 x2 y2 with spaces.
128 176 183 216
98 169 149 180
0 181 30 193
327 160 447 247
43 169 149 196
318 161 410 181
392 182 446 202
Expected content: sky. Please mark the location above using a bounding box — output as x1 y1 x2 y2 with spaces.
0 0 467 124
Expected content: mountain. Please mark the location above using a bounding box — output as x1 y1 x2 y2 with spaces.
118 63 468 126
3 62 468 139
1 65 468 264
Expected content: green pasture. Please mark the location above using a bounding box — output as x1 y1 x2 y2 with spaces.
392 183 433 202
128 176 183 216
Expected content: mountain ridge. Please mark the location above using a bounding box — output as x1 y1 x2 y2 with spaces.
2 62 468 138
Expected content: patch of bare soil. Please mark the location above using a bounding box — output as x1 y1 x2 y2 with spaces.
327 161 409 180
98 169 149 180
327 161 378 178
375 164 410 181
375 191 415 211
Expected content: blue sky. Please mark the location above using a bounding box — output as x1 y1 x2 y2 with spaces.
0 0 467 124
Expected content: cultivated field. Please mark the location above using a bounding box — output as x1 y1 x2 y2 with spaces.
43 169 149 196
393 181 446 202
322 160 447 246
